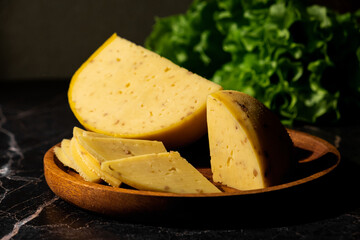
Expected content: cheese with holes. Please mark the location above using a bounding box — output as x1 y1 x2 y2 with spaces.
68 33 222 147
69 137 101 183
101 151 221 193
75 133 167 163
207 90 293 190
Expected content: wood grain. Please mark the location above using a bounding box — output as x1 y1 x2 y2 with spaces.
43 129 340 218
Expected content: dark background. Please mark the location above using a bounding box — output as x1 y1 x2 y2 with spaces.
0 0 359 81
0 0 193 81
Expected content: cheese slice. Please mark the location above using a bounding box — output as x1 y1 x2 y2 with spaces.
73 126 111 138
69 137 101 183
76 134 167 163
72 137 122 187
207 90 293 190
54 142 74 169
54 139 76 170
101 151 221 194
72 127 165 186
68 33 222 147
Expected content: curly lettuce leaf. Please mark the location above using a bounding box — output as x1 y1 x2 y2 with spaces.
146 0 360 126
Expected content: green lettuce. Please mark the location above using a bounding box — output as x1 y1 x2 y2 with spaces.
145 0 360 126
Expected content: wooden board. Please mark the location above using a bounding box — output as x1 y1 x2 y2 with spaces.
43 129 340 222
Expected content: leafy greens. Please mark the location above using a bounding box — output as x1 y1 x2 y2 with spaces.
145 0 360 126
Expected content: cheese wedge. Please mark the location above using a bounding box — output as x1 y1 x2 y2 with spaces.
69 137 101 183
101 152 221 194
68 33 222 147
207 90 293 190
72 138 122 187
76 134 167 163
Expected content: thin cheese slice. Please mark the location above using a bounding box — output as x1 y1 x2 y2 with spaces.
68 33 222 147
207 90 293 190
76 134 167 163
72 138 122 187
69 137 101 183
72 127 165 186
54 142 74 169
54 139 76 170
73 126 111 138
101 152 221 194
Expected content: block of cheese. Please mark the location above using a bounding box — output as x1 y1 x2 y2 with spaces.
72 137 122 187
75 131 167 163
69 137 101 183
101 151 221 194
207 90 293 190
68 33 222 147
54 139 75 169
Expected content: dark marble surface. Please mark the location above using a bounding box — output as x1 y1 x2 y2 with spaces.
1 80 360 240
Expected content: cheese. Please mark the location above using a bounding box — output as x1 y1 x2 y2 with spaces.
71 127 166 186
69 137 101 183
73 126 111 138
72 137 122 187
54 139 74 169
61 139 75 167
53 147 74 170
207 90 293 190
54 139 75 169
75 132 167 163
101 151 221 194
68 33 222 147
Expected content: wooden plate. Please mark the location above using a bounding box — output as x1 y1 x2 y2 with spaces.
44 129 340 222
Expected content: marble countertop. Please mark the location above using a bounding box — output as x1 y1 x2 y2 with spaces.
1 80 359 240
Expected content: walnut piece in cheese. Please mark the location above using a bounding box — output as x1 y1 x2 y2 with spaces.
68 33 222 148
207 90 293 190
101 151 221 194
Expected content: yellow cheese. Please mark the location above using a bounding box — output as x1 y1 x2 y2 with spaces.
73 126 111 138
101 151 221 194
75 133 167 163
54 139 77 170
207 90 293 190
54 146 66 164
69 137 101 183
54 139 74 169
72 137 122 187
68 33 222 147
71 127 166 186
61 139 75 164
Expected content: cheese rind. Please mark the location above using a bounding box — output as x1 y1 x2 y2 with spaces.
207 90 293 190
68 33 222 147
101 151 221 194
